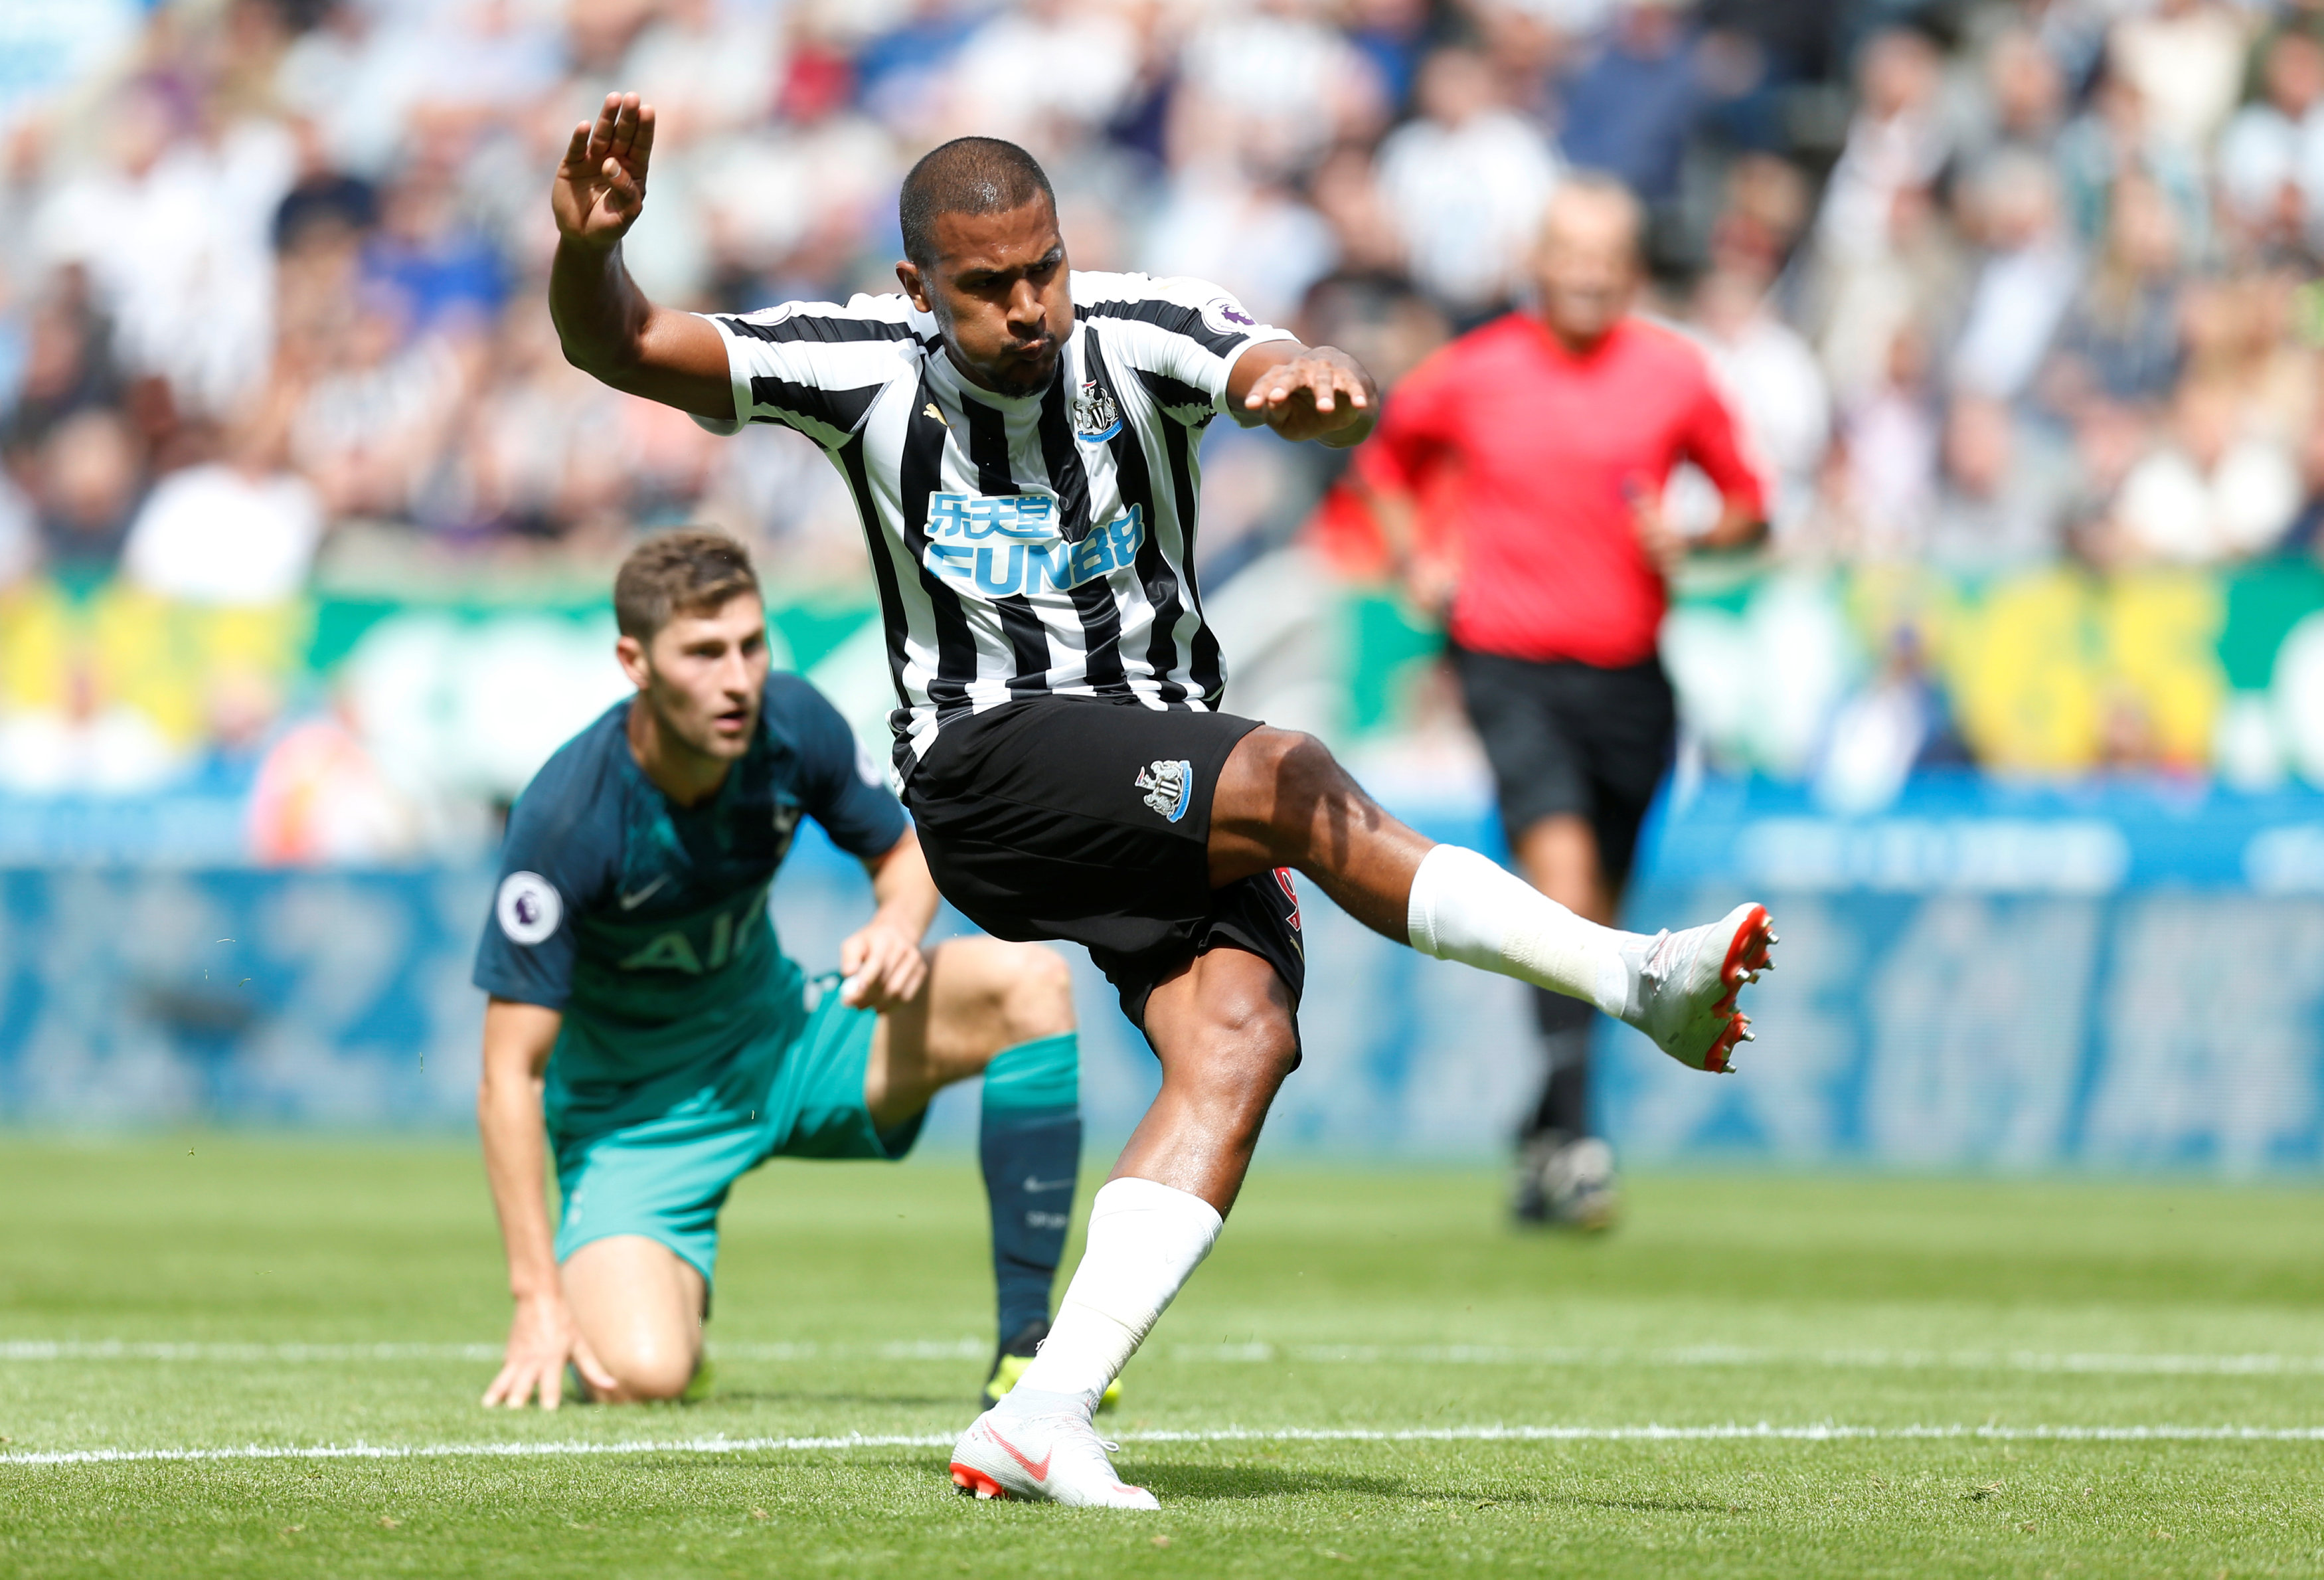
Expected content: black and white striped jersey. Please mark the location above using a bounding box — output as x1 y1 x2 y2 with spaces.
691 271 1294 762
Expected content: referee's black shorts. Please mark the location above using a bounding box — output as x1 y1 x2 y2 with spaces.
1449 644 1677 887
900 697 1305 1039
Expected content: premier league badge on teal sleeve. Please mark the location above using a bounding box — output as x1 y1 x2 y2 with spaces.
496 871 561 944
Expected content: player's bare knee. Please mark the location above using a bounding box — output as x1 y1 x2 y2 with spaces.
596 1346 697 1403
1247 728 1357 834
1239 727 1313 796
995 944 1075 1047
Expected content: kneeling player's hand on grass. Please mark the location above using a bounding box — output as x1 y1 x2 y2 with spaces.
482 1292 616 1410
838 921 928 1011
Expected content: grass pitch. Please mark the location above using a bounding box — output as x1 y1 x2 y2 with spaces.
1 1139 2320 1577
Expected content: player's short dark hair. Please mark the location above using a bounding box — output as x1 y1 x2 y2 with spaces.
899 137 1056 269
614 529 760 642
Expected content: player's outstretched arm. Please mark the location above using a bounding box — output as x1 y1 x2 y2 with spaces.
477 997 616 1409
838 830 943 1011
548 92 733 421
1230 341 1379 449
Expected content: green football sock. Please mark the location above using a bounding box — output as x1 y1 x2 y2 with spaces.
979 1032 1082 1346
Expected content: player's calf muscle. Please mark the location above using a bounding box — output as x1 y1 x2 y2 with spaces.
1147 958 1297 1124
1123 959 1295 1207
1163 1033 1296 1131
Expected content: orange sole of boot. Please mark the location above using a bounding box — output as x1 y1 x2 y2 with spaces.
951 1464 1011 1499
1702 905 1775 1074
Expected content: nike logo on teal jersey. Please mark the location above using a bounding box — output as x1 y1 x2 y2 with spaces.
618 875 669 911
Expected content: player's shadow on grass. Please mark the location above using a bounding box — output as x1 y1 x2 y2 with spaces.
1123 1463 1540 1504
1125 1470 1725 1514
1546 1493 1736 1514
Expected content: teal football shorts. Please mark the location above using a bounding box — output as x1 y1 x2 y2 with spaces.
548 973 922 1288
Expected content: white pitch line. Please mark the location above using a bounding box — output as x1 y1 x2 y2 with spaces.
0 1340 986 1364
9 1339 2324 1378
7 1423 2324 1469
1171 1344 2324 1377
0 1433 953 1468
0 1342 505 1363
1126 1424 2324 1443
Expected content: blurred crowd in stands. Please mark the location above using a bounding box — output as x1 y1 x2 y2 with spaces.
16 0 2324 593
10 0 2324 821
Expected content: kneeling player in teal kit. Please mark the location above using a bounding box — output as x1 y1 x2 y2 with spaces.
475 529 1084 1407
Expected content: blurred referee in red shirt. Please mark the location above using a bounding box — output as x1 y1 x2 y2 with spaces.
1357 175 1767 1229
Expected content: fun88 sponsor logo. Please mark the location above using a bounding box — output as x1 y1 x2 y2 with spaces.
922 493 1145 599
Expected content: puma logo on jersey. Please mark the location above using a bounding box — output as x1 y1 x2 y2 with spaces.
1135 758 1192 823
922 495 1145 599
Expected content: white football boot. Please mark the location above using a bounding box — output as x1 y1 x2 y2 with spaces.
950 1404 1159 1509
1618 903 1776 1073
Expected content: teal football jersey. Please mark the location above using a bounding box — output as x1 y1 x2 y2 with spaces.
473 678 908 1091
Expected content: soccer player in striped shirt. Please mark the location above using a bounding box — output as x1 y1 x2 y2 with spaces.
548 93 1776 1508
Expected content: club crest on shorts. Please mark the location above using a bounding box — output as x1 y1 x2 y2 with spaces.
1134 758 1193 823
1072 381 1122 443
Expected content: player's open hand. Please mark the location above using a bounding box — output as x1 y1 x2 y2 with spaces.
838 922 929 1011
1242 346 1376 447
482 1291 616 1410
552 92 656 250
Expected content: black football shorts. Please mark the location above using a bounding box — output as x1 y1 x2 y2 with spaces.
900 697 1306 1037
1448 644 1677 887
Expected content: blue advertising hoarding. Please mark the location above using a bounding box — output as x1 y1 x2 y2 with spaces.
7 788 2324 1174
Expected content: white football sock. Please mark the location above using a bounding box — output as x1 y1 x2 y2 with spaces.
1405 844 1635 1018
1003 1177 1222 1415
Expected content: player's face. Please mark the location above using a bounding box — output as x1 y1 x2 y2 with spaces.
900 199 1072 397
1533 192 1641 348
626 594 770 762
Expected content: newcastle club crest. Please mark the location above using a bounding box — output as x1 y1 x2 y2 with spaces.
1135 758 1193 823
1072 380 1122 443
